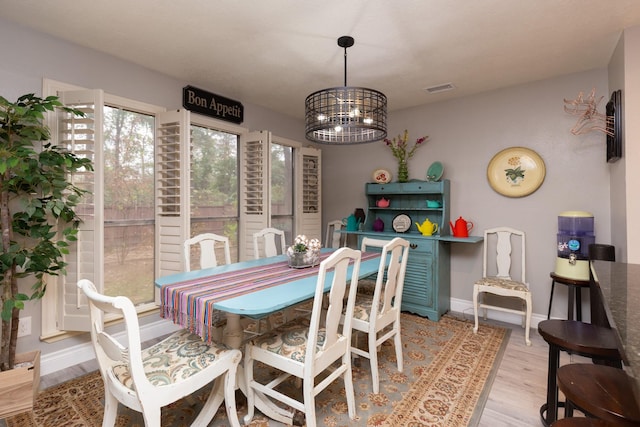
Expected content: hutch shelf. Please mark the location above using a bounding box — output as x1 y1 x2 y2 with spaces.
345 179 481 321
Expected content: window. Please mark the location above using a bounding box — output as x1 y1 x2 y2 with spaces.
237 132 321 260
189 125 239 266
103 106 155 304
270 143 294 243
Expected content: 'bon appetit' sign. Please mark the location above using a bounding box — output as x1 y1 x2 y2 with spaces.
182 85 244 124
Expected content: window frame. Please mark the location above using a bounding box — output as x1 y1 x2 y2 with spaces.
41 79 168 338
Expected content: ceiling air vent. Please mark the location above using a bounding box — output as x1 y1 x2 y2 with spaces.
424 83 456 94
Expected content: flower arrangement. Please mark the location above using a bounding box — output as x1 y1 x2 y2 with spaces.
286 235 321 268
384 130 429 182
504 155 525 184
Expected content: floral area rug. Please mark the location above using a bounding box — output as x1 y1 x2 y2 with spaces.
2 313 509 427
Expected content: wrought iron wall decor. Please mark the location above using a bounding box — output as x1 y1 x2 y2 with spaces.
605 89 622 163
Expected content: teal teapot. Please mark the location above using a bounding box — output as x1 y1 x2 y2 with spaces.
342 214 361 232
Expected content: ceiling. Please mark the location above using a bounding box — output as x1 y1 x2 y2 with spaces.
2 1 640 119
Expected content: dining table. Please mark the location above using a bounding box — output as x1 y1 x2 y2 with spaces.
154 248 382 424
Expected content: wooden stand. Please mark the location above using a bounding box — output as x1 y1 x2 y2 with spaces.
0 350 40 418
547 272 590 321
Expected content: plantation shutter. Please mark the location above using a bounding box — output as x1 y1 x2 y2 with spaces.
55 89 104 332
154 110 191 290
296 146 322 240
238 130 271 261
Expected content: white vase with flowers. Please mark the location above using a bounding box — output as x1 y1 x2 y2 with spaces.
286 235 321 268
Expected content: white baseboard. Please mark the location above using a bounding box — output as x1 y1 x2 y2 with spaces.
40 319 181 376
450 297 546 329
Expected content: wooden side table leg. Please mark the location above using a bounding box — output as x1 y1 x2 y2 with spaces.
547 279 556 319
567 286 575 321
540 344 561 426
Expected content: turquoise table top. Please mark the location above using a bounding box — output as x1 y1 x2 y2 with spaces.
155 251 381 318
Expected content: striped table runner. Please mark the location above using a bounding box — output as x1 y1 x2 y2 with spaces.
161 251 379 341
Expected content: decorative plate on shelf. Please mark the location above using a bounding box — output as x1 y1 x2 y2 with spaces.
392 213 412 233
426 161 444 181
487 147 545 197
372 168 392 184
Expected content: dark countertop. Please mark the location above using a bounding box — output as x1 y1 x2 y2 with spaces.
591 260 640 405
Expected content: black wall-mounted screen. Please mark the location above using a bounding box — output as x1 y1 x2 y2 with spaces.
606 89 622 163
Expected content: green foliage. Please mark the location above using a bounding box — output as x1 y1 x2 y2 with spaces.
504 166 525 182
0 93 93 370
190 126 238 206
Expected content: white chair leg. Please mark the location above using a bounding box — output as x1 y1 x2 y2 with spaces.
393 327 403 373
352 331 360 360
224 367 241 427
141 407 161 427
243 348 256 425
343 356 357 420
303 378 317 427
472 286 480 334
192 378 227 427
102 391 119 427
369 332 380 394
524 293 532 346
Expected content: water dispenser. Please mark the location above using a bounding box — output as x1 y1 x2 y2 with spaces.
554 211 594 281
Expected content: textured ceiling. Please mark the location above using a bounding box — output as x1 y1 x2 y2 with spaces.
2 0 640 119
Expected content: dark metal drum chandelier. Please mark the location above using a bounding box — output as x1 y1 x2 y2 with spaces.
305 36 387 144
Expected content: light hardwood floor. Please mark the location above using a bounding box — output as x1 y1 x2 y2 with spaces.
39 311 583 426
472 311 587 427
477 314 549 426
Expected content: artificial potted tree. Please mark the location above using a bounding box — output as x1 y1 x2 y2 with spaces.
0 93 92 416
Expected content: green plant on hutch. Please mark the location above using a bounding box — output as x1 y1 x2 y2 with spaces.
0 94 91 378
383 130 428 183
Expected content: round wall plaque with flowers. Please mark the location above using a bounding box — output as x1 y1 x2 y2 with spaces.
487 146 546 197
384 130 429 182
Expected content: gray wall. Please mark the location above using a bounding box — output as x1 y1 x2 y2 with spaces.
618 26 640 262
608 30 627 263
0 18 303 139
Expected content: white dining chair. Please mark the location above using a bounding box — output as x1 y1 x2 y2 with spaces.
77 279 242 427
252 227 286 259
472 227 532 346
183 232 231 271
183 233 231 341
251 227 287 330
325 219 344 248
342 237 410 393
243 247 361 427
